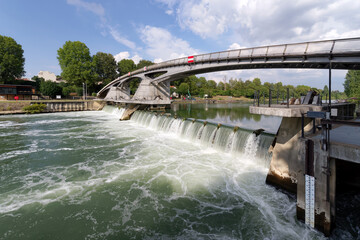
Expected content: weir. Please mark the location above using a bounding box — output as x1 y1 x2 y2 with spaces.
113 107 276 161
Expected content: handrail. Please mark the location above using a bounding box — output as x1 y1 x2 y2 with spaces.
99 37 360 95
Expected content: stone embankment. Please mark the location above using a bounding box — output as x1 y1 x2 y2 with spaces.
0 100 106 115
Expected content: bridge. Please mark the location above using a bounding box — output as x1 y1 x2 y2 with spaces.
97 37 360 105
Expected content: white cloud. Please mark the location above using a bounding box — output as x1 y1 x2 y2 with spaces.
114 51 130 62
228 43 242 50
139 25 199 62
158 0 360 46
114 52 142 64
66 0 105 20
108 26 136 49
131 55 142 64
67 0 136 49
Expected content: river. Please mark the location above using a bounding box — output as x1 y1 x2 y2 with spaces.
0 103 356 239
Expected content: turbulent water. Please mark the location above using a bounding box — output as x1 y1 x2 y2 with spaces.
0 107 330 239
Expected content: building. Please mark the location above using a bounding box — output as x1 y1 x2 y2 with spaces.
0 84 35 100
38 71 56 82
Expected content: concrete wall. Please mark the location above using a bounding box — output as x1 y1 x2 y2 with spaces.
33 101 106 112
266 117 315 193
297 138 336 236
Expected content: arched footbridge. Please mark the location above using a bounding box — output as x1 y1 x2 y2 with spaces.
97 37 360 105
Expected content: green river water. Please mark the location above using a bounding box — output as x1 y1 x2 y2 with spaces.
0 103 357 239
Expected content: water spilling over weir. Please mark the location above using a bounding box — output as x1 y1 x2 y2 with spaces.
130 109 274 161
0 106 337 239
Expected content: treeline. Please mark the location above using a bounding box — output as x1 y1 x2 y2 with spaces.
171 76 347 100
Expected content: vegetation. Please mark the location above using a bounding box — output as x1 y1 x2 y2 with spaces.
93 52 117 86
23 103 46 114
0 35 25 83
40 80 62 98
343 70 360 99
57 41 96 91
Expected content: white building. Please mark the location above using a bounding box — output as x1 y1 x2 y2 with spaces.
38 71 56 82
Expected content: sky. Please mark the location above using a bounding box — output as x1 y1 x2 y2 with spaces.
1 0 360 91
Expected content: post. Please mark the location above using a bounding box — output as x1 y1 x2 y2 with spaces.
263 92 265 105
253 91 256 106
287 88 289 108
269 88 271 107
83 82 85 100
257 91 260 107
313 118 316 134
301 113 304 138
277 91 279 104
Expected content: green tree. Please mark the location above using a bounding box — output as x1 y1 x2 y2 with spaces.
178 82 190 96
323 85 329 96
0 35 25 83
117 59 136 76
343 70 360 98
93 52 117 86
31 76 45 92
57 41 96 89
136 60 154 70
40 81 62 98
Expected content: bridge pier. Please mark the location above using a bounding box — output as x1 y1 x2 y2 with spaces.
105 85 131 101
132 77 170 103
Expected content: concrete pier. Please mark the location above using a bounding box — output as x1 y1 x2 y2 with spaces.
250 103 359 236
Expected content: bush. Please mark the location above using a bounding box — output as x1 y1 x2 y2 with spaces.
23 103 47 114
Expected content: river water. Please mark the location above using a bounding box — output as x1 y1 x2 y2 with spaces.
0 103 354 239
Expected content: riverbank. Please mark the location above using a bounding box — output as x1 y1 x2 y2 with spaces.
172 96 252 104
0 100 105 115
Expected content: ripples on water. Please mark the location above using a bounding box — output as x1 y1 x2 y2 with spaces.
0 108 338 239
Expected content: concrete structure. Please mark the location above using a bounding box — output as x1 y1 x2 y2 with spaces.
98 37 360 107
30 100 105 112
250 103 359 236
38 71 56 82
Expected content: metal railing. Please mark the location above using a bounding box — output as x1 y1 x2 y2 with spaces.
99 37 360 95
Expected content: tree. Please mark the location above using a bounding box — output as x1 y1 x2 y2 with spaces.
323 85 329 96
57 41 96 88
117 59 136 76
178 83 190 96
0 35 25 83
343 70 360 98
93 52 117 86
40 81 62 98
136 60 154 69
31 76 45 92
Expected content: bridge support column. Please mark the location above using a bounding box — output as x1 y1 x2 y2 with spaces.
132 77 170 104
105 85 131 101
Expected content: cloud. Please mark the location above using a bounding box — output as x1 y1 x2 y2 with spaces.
66 0 105 20
228 43 242 50
114 52 142 64
114 51 130 62
108 26 136 49
67 0 136 49
157 0 360 46
139 25 199 62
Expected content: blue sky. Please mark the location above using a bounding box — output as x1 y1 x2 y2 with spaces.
1 0 360 90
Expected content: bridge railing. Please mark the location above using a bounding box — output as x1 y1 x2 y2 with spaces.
99 37 360 95
135 38 360 75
